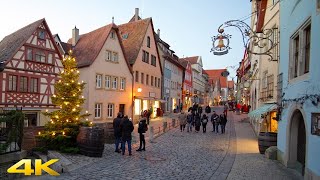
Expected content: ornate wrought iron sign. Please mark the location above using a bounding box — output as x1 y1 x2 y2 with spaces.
211 20 278 61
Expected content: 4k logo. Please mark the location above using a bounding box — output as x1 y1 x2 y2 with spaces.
7 159 60 176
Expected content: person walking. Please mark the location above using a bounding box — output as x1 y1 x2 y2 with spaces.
198 106 203 117
211 111 219 132
201 114 209 133
120 115 134 156
186 112 193 132
220 114 228 134
194 113 201 133
205 105 211 115
178 111 187 132
136 118 147 151
214 114 221 133
113 112 123 153
224 104 228 118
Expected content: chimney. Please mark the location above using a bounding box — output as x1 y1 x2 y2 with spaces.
157 29 160 38
72 26 79 46
135 8 139 21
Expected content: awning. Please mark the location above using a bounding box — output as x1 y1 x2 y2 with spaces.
248 103 277 118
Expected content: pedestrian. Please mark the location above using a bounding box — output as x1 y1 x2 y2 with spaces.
178 111 187 132
119 115 134 156
186 112 193 132
194 113 201 133
224 104 228 118
220 114 228 134
201 114 208 133
205 105 211 115
214 114 221 133
113 112 123 153
211 111 219 132
136 117 147 151
198 106 203 117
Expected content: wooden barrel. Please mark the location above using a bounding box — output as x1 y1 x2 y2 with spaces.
95 122 115 144
77 127 105 157
258 132 277 154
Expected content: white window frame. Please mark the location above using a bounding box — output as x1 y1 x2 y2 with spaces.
107 103 114 118
289 19 311 81
105 50 112 61
112 76 118 89
120 78 126 90
112 52 118 62
95 103 102 119
105 75 111 89
96 74 102 88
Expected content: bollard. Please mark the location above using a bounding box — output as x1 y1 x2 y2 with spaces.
149 126 154 143
163 121 167 132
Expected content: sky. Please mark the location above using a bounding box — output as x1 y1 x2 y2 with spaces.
0 0 251 80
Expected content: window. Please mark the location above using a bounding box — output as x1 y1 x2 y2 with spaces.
105 75 111 89
158 78 160 88
26 48 33 60
112 77 118 89
48 53 53 64
107 103 114 118
20 76 28 92
147 36 150 48
154 77 157 87
111 31 115 39
151 55 156 66
135 71 139 82
271 27 279 61
94 103 102 118
38 30 45 39
141 73 144 84
151 76 154 86
105 50 112 61
35 51 46 63
96 74 102 88
146 74 149 85
30 78 38 93
142 51 149 63
112 52 118 62
8 75 17 91
120 78 126 90
289 20 311 80
272 0 279 5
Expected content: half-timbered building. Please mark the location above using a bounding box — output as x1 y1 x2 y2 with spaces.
0 18 63 126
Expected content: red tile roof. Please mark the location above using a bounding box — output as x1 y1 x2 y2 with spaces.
0 18 44 62
118 18 151 65
182 56 199 64
178 58 188 68
205 69 228 88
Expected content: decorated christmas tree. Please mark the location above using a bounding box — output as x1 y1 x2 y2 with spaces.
39 50 91 152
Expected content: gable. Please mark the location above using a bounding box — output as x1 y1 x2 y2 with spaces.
197 57 203 67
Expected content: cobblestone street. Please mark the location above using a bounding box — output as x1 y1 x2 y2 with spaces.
24 108 303 180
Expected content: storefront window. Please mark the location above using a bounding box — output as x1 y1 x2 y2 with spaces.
134 99 141 115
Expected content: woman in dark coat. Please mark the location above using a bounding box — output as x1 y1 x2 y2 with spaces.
194 113 201 132
220 114 227 134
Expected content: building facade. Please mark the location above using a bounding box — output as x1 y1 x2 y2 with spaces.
64 24 133 123
179 58 193 111
278 0 320 178
205 69 228 104
0 18 63 126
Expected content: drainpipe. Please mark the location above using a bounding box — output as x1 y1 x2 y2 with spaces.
132 69 134 124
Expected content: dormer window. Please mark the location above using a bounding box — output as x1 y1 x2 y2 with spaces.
38 30 45 40
147 36 150 48
111 31 115 39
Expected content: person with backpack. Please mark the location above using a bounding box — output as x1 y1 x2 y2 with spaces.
178 111 187 132
186 112 193 132
201 114 209 133
194 113 201 133
220 114 228 134
136 117 147 151
214 114 222 133
211 111 219 132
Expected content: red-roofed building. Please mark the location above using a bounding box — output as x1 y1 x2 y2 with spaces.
0 18 64 126
205 69 229 104
179 58 193 110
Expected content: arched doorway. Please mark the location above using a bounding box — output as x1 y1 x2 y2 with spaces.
288 109 306 175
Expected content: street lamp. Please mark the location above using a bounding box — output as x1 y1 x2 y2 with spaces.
211 20 278 61
137 87 142 93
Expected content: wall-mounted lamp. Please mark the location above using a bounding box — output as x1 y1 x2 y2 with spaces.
137 87 142 93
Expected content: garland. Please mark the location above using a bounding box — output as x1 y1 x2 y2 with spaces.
282 94 320 106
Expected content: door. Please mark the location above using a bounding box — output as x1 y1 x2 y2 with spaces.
297 118 306 175
119 104 125 116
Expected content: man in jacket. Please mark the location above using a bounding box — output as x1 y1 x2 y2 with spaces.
211 111 219 132
120 115 134 156
113 112 123 153
178 111 187 132
137 118 147 151
205 105 211 114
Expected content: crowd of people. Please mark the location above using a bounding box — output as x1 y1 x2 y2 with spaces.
179 104 228 134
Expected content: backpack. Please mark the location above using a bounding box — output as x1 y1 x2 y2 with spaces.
202 118 208 124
